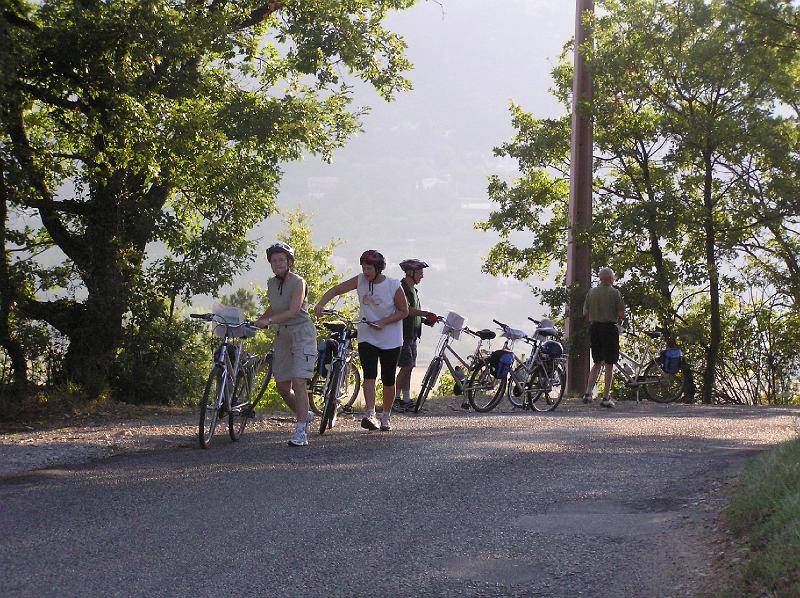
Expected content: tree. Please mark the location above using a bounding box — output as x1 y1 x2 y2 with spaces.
0 0 415 393
480 0 799 402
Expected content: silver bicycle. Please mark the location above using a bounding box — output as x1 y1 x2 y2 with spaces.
191 313 271 448
414 316 497 413
585 327 691 403
506 317 567 412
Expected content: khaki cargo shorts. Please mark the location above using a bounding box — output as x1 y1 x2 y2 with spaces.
273 320 318 382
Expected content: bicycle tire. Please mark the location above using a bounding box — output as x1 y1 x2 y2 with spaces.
414 357 442 413
340 361 361 411
250 353 274 411
229 370 249 441
507 364 530 408
199 367 223 449
642 359 685 403
528 361 566 412
319 363 341 434
466 362 506 412
308 365 326 415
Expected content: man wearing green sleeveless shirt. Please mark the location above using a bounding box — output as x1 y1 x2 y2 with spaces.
394 259 438 411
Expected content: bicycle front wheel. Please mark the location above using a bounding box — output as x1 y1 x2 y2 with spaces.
319 363 341 434
199 367 224 449
642 360 685 403
528 361 566 412
466 363 506 412
414 357 442 413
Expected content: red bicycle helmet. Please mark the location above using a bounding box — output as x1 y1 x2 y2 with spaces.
359 249 386 274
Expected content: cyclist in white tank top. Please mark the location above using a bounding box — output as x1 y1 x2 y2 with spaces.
314 250 409 432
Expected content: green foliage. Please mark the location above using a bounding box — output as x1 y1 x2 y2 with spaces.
432 369 457 398
109 308 209 405
0 0 415 392
724 438 800 597
480 0 800 403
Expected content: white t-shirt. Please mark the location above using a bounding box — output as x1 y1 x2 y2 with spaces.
357 274 403 349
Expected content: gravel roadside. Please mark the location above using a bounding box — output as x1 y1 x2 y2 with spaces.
0 408 296 478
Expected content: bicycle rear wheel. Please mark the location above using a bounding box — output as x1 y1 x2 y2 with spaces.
466 363 506 412
308 363 327 415
339 361 361 412
319 363 341 434
642 360 685 403
199 367 224 449
507 364 530 408
414 357 442 413
250 353 274 411
229 370 249 441
528 361 566 412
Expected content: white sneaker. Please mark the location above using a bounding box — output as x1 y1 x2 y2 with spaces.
380 415 392 432
600 398 616 409
305 411 314 435
288 427 308 446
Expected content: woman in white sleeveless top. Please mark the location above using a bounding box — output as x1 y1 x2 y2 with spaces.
314 250 409 431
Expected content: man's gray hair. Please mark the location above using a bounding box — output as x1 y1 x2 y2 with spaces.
598 267 615 281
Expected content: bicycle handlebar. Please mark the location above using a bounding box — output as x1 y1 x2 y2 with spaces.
190 313 260 331
319 309 375 327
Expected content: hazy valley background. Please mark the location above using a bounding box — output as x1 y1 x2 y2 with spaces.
223 0 575 365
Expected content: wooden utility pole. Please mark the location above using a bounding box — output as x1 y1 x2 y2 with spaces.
565 0 594 395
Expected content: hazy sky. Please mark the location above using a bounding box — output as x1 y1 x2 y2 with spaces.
236 0 577 360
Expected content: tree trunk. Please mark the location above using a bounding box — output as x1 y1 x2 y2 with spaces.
701 158 721 404
0 170 28 386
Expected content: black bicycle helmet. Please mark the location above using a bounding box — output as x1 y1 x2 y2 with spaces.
266 242 295 265
399 259 429 274
359 249 386 274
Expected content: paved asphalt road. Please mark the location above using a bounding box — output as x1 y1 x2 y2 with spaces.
2 402 798 597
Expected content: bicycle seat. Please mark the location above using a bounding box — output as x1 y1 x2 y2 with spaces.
476 329 496 340
535 327 559 337
646 331 662 339
324 322 347 333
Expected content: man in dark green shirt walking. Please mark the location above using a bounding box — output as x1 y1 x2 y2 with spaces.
394 259 437 411
582 267 625 408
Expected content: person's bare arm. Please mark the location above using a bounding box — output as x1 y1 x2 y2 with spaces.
314 275 358 317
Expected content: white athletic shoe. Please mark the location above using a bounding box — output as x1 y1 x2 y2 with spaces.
288 428 308 446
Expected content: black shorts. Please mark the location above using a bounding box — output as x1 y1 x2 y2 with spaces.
397 338 418 368
590 322 620 364
358 342 401 386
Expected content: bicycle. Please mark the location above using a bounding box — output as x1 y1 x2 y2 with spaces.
191 312 272 448
316 309 365 434
505 317 567 412
466 319 532 412
413 316 497 413
308 321 361 417
587 327 692 403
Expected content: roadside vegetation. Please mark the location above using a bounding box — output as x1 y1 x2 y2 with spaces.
481 0 800 406
721 438 800 597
